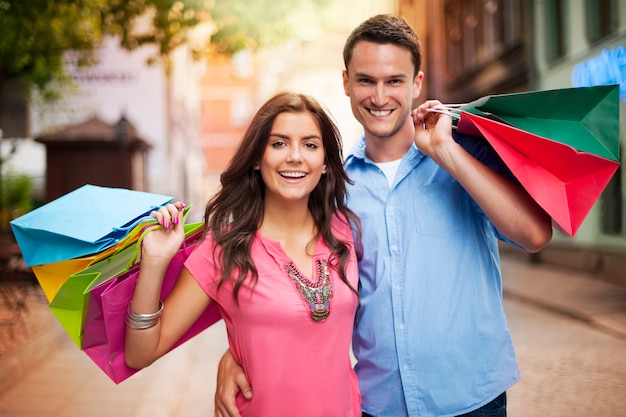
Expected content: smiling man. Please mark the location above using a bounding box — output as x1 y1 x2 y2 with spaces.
342 14 552 417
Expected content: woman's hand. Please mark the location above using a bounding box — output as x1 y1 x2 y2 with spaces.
142 202 187 263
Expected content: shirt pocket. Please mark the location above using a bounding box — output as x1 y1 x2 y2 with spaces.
411 181 465 238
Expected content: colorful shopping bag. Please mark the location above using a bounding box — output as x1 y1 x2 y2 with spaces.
50 221 203 348
437 85 621 236
458 85 620 162
10 184 173 266
456 111 620 236
32 219 159 302
82 240 222 384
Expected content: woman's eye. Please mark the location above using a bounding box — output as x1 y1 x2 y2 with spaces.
305 142 319 150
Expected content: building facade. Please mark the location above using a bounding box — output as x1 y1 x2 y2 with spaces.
399 0 625 283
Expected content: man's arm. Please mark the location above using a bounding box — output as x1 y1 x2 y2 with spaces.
413 101 553 252
214 349 252 417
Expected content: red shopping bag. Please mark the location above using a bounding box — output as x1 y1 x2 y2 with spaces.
456 110 620 236
82 239 222 383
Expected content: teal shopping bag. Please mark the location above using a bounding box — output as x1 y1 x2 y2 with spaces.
10 184 173 266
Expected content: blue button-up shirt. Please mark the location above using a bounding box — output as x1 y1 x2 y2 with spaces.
345 135 520 417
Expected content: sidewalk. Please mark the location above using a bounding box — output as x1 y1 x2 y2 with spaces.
500 251 626 340
0 252 625 417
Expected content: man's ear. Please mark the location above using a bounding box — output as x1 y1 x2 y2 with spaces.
342 70 350 96
412 71 424 100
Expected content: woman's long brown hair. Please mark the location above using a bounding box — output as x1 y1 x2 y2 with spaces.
203 92 360 304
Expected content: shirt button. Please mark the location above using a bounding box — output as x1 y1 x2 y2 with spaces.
403 364 410 371
394 285 401 291
390 245 398 252
398 324 405 330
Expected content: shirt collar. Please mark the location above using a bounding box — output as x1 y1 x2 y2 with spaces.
345 134 426 168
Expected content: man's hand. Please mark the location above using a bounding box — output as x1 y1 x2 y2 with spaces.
214 349 251 417
411 100 455 160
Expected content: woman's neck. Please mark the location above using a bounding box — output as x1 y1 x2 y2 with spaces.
260 201 315 241
260 201 318 275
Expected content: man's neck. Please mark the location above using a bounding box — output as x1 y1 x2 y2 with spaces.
364 124 415 163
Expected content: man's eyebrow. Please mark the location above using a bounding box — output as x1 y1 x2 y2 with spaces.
352 71 409 79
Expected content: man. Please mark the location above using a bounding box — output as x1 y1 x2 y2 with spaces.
214 14 552 417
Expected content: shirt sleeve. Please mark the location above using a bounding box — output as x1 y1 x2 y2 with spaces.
184 234 221 300
453 130 519 185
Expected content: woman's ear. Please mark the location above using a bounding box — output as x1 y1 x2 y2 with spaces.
322 164 327 174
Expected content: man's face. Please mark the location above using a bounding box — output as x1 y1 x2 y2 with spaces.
343 40 423 142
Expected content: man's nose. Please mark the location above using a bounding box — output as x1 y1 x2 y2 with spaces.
371 82 387 106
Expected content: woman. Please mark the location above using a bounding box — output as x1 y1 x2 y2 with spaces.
125 92 361 416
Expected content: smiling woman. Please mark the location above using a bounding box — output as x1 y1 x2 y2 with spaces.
256 111 327 208
124 92 362 417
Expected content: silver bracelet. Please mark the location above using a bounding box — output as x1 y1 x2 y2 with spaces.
126 301 163 330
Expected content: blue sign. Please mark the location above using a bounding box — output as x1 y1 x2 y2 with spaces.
572 46 626 102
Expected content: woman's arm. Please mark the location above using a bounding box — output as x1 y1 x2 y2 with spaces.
125 203 212 368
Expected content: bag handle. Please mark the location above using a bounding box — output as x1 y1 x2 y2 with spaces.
125 205 193 271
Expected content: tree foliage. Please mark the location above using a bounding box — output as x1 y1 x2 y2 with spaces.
0 0 330 98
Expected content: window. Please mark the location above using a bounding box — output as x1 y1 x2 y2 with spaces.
544 0 566 63
585 0 619 44
444 0 523 81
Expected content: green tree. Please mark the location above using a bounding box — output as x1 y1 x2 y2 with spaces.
0 0 329 215
0 170 33 232
0 0 328 99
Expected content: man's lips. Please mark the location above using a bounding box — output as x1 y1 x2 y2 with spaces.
369 109 392 117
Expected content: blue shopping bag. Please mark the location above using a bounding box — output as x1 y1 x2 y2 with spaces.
10 184 173 266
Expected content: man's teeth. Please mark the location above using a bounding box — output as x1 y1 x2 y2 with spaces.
370 109 391 117
281 172 306 178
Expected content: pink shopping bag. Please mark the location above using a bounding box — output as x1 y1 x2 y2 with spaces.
83 238 222 383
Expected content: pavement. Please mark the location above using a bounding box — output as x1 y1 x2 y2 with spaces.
1 250 625 417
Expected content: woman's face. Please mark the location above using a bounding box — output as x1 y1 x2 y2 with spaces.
256 111 327 206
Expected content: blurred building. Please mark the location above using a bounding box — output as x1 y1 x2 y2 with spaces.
28 37 207 221
399 0 626 284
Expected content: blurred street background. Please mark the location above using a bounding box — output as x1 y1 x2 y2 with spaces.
1 250 625 417
1 0 625 416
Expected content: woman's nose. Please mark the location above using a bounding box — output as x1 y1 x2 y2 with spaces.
287 147 303 163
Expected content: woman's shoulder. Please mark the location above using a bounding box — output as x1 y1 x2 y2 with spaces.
330 212 355 241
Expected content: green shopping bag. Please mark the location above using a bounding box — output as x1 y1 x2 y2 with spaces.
457 84 620 162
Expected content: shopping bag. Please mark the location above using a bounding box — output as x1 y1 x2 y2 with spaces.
457 84 620 162
10 184 173 266
32 219 160 303
82 240 222 384
435 85 621 236
456 111 620 236
50 221 202 348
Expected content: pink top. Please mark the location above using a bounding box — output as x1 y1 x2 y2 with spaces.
185 216 361 417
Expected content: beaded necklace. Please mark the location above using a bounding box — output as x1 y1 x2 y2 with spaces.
284 260 333 322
